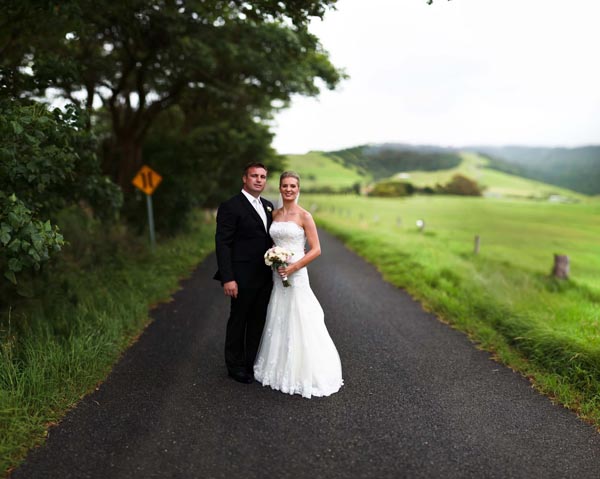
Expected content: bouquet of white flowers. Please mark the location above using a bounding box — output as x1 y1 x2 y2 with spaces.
264 246 294 287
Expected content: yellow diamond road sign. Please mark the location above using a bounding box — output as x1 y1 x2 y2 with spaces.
132 165 162 195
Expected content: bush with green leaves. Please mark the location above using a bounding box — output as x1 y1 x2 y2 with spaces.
0 193 64 284
369 180 415 197
0 99 122 284
0 100 122 217
440 174 483 196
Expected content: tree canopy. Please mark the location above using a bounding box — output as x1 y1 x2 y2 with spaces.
0 0 346 248
2 0 343 192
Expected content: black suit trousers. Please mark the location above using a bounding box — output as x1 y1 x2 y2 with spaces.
225 281 273 374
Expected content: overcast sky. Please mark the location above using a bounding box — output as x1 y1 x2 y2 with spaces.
271 0 600 154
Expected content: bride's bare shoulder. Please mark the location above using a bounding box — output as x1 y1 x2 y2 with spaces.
299 207 315 223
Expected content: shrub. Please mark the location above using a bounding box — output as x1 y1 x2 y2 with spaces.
440 174 482 196
369 180 415 197
0 193 65 285
0 99 121 285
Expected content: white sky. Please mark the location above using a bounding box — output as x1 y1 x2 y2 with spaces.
271 0 600 154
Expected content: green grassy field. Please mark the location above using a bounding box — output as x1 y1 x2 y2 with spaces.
305 193 600 423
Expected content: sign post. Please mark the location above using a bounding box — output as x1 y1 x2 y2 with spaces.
132 165 162 249
146 193 156 248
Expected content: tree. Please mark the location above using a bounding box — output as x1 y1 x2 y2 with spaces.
138 103 283 233
2 0 343 192
441 174 482 196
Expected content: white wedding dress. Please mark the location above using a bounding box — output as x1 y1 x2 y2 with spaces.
254 221 343 398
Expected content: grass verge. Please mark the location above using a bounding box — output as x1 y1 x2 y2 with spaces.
0 210 215 475
308 195 600 427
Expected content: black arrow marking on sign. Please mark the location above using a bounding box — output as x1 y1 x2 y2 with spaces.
141 171 154 190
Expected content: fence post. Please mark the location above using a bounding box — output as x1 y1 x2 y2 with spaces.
552 254 570 279
474 235 480 255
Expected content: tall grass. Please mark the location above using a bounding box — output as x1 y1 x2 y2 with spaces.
307 194 600 424
0 209 215 474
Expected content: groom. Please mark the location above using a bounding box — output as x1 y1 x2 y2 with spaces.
214 163 274 384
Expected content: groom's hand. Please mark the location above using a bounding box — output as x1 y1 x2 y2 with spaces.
223 280 238 298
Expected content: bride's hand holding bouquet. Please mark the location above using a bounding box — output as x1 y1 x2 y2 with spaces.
264 246 294 287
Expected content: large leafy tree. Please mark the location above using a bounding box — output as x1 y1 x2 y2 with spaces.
2 0 342 192
140 100 280 233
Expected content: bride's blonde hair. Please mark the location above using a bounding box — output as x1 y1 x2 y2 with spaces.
279 171 300 186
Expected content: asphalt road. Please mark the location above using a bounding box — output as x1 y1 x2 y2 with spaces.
12 229 600 478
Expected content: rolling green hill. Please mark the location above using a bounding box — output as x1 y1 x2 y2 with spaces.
476 146 600 195
326 144 463 180
280 148 589 202
275 151 365 192
395 152 588 201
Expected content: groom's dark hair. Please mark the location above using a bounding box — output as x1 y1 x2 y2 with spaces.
243 162 268 176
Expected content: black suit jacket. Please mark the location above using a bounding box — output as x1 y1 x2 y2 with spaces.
214 192 274 288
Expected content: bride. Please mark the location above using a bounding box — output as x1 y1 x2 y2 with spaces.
254 171 343 398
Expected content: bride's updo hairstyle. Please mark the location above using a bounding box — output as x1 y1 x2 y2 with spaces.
279 171 300 186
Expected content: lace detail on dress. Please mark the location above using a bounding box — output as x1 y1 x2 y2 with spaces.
254 221 343 399
268 222 309 289
268 221 305 255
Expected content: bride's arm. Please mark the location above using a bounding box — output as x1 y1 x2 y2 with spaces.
280 212 321 277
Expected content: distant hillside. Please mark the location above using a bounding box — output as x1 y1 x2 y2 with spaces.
282 148 588 202
394 152 587 201
326 144 462 180
476 146 600 195
274 151 364 194
280 144 595 201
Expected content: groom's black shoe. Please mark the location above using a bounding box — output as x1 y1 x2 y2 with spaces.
228 371 253 384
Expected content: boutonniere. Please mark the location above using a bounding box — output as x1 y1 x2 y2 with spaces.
266 206 272 213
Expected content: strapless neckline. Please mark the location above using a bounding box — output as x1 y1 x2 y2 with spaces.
272 221 302 229
269 221 306 263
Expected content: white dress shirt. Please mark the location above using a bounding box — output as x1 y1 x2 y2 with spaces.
241 189 267 231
